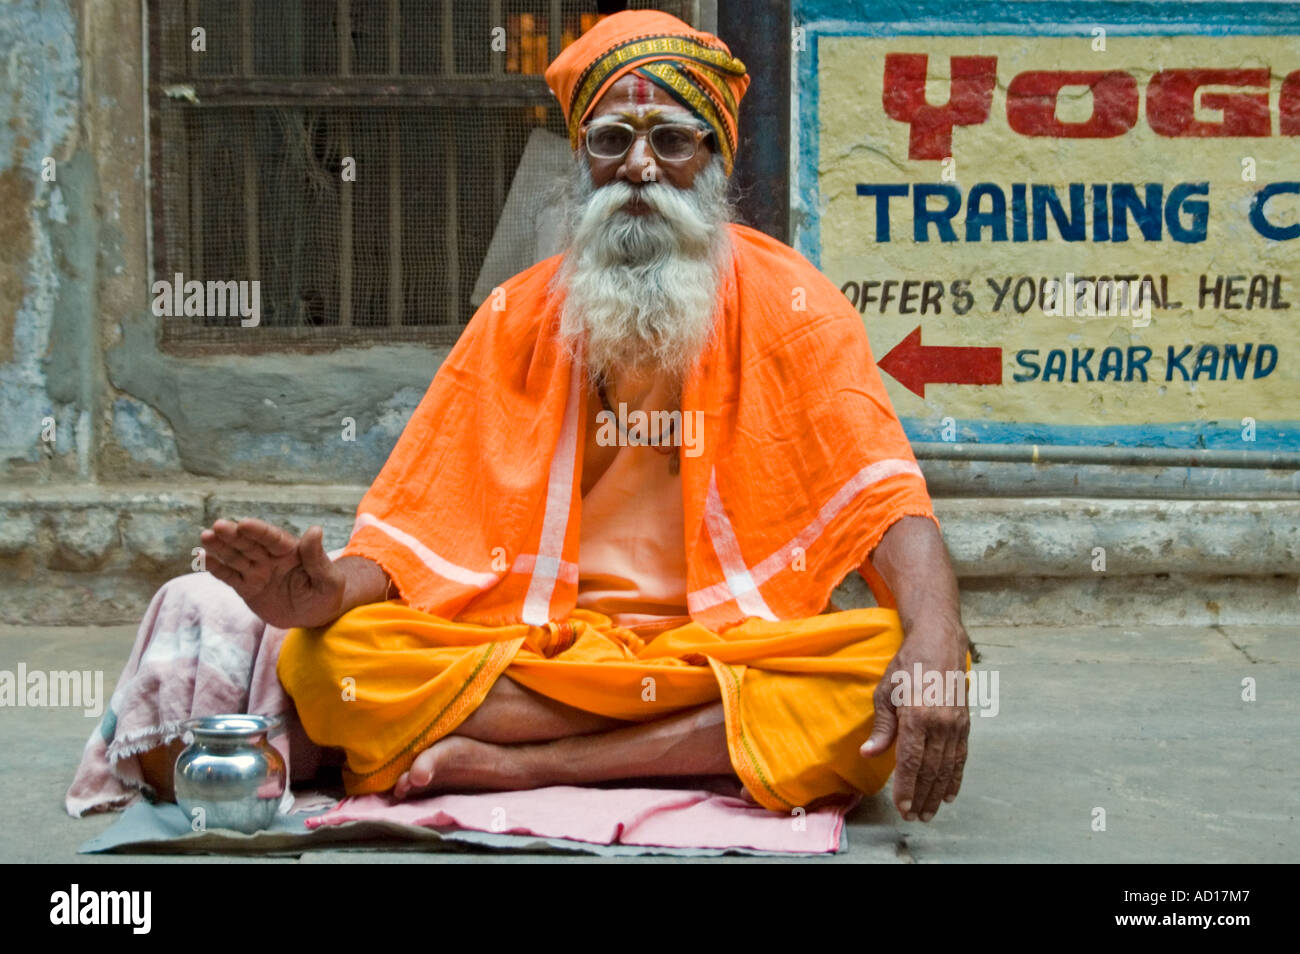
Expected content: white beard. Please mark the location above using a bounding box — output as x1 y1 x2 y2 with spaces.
552 153 734 389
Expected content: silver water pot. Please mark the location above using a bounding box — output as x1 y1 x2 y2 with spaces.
174 714 287 834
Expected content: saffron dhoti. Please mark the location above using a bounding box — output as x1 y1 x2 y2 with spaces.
277 603 905 811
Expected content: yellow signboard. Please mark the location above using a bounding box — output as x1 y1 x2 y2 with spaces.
805 33 1299 448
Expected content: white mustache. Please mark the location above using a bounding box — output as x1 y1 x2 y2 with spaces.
569 177 717 263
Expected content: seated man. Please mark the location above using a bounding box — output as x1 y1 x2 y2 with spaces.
144 10 971 822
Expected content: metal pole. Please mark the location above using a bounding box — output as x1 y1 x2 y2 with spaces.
338 0 353 326
716 0 790 243
387 0 403 326
910 442 1300 471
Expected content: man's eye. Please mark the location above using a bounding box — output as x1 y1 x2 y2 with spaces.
654 128 694 157
590 128 630 155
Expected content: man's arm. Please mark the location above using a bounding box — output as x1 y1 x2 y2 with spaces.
332 555 394 615
859 515 971 823
201 518 392 629
868 514 965 643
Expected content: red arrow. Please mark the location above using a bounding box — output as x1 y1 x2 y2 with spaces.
877 326 1002 398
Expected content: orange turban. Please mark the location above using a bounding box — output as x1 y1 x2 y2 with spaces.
543 10 749 174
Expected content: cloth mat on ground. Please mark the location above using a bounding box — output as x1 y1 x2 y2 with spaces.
79 784 851 857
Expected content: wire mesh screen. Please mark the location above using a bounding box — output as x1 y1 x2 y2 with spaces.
150 0 698 348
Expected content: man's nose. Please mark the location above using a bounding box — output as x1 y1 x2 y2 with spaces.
618 136 659 183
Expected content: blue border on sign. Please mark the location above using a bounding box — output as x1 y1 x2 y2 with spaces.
790 0 1300 450
906 418 1300 451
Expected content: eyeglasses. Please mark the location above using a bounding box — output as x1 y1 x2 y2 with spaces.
581 120 710 163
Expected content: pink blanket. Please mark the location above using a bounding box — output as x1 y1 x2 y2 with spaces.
65 571 320 816
307 787 849 853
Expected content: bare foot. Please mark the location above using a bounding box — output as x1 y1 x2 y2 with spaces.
391 736 541 801
139 738 186 802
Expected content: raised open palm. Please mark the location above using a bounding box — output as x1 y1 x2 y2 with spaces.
199 518 346 629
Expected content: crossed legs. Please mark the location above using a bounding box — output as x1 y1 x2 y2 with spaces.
393 676 735 798
139 677 737 802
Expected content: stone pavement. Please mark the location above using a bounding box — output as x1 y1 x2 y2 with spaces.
0 622 1294 864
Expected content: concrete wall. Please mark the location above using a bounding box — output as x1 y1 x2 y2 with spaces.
1 0 1296 627
1 0 90 484
0 0 452 490
0 0 454 618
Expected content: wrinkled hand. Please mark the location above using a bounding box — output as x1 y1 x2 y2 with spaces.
859 623 971 822
199 518 345 629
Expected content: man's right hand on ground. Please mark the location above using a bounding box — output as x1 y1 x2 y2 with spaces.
199 518 347 629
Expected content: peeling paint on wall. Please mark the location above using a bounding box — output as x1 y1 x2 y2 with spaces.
107 311 449 483
110 395 181 471
0 0 84 478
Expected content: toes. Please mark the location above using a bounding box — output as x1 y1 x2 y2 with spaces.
408 747 438 788
392 746 439 800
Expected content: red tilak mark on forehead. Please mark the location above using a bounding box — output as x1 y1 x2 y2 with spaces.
632 72 652 104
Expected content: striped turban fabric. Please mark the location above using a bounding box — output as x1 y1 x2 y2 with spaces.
543 10 750 174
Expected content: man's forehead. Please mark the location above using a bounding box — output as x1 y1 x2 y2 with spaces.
626 72 654 106
587 106 698 126
588 73 695 123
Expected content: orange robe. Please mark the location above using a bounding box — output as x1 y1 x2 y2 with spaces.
277 223 938 811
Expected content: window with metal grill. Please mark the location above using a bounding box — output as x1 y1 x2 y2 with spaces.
148 0 698 349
